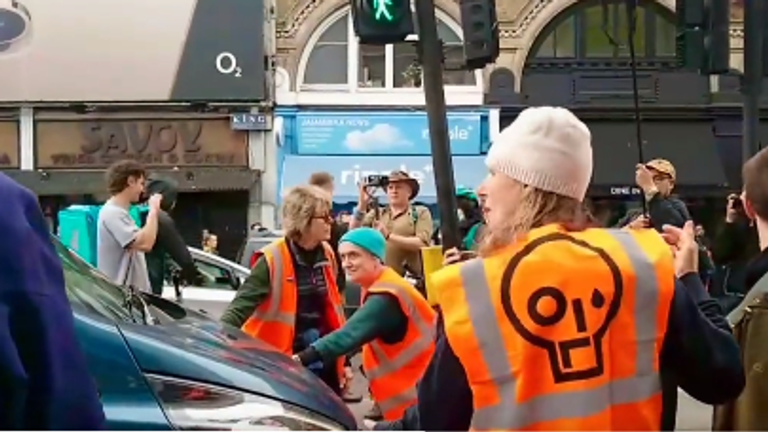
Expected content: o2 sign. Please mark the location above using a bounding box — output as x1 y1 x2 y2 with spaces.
215 52 242 78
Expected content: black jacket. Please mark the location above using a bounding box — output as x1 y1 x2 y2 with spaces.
143 176 202 295
711 218 760 297
377 273 744 431
616 193 690 231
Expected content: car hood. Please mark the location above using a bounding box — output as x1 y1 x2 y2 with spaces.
118 303 356 429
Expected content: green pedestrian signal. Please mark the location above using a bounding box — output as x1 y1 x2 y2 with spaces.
351 0 413 44
373 0 394 22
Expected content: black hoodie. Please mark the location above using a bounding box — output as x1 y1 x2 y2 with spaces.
142 176 202 295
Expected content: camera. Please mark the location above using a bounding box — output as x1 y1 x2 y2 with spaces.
365 174 389 188
732 197 743 210
0 0 32 55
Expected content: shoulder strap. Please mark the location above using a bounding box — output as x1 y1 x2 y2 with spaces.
727 271 768 327
411 205 421 227
120 251 135 288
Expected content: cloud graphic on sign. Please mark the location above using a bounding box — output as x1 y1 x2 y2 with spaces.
343 123 413 151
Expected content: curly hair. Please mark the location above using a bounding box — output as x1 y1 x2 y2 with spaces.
478 186 596 257
282 185 332 241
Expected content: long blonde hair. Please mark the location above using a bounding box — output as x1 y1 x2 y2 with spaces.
282 185 332 241
478 185 595 257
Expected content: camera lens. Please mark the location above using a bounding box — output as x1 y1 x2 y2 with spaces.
0 8 27 45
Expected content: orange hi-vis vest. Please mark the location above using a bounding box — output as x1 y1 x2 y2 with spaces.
362 267 437 421
435 224 675 431
241 238 347 380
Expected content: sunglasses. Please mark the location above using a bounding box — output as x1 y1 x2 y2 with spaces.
313 213 333 223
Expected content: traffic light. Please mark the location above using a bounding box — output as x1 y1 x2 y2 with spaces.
351 0 413 45
675 0 729 75
702 0 730 74
458 0 499 70
675 0 704 71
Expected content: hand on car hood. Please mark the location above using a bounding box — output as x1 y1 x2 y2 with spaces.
118 318 355 427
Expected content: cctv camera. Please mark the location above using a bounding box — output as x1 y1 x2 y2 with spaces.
0 0 31 55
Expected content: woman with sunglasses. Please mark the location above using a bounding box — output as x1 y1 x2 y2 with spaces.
220 185 348 394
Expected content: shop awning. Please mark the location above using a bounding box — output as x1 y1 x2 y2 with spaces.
280 155 488 203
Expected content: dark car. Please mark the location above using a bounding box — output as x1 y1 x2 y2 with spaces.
57 237 357 430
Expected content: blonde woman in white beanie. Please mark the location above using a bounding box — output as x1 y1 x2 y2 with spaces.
374 107 743 431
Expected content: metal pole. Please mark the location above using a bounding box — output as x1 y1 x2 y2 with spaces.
742 0 764 164
414 0 460 250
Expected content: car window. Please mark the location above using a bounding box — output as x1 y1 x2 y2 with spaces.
53 237 136 322
194 259 236 290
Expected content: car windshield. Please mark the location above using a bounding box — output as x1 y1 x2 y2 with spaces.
53 237 136 322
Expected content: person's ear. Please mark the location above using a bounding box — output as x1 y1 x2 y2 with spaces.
743 192 757 221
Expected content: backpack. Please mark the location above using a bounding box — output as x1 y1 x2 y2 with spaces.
58 204 147 267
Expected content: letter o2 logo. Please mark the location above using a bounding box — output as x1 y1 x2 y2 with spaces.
215 52 242 77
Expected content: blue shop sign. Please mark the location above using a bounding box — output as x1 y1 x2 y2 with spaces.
294 112 483 155
280 155 488 202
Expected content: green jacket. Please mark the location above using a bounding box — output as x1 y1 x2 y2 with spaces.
221 254 408 361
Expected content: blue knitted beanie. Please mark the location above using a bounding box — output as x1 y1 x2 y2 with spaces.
340 227 386 262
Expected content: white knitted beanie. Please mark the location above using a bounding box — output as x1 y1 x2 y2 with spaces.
486 106 593 201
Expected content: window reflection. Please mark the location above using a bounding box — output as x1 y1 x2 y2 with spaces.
583 5 617 57
532 0 675 61
359 44 386 88
302 12 476 88
304 17 348 85
536 16 576 58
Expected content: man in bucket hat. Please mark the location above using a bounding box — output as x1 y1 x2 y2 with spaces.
350 170 433 279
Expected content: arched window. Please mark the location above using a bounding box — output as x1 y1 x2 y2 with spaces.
528 0 676 65
298 8 477 90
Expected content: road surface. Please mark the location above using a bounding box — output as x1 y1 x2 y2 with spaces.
189 299 714 430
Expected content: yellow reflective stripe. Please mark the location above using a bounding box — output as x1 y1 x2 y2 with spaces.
366 282 435 381
376 386 418 415
249 242 295 327
461 229 662 430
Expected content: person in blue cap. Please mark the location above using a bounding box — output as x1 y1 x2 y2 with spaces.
0 173 105 429
293 227 436 420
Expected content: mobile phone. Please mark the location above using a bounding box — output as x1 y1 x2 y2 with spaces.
459 251 477 260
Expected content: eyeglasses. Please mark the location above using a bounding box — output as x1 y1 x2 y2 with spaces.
313 213 333 223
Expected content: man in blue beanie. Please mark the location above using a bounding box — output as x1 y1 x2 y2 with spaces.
0 173 105 429
293 227 436 421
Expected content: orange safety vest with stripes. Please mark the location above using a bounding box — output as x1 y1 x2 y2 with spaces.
362 267 437 421
241 238 347 382
434 224 675 431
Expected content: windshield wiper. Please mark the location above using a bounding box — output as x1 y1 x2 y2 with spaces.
122 285 157 325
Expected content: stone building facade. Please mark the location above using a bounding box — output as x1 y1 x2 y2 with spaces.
271 0 745 96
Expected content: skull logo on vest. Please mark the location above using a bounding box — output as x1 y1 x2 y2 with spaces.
500 233 623 384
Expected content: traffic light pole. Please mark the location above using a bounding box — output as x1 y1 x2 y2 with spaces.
414 0 460 250
742 0 764 164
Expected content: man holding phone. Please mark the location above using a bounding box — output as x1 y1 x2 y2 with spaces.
349 171 433 278
710 193 760 308
617 159 691 231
